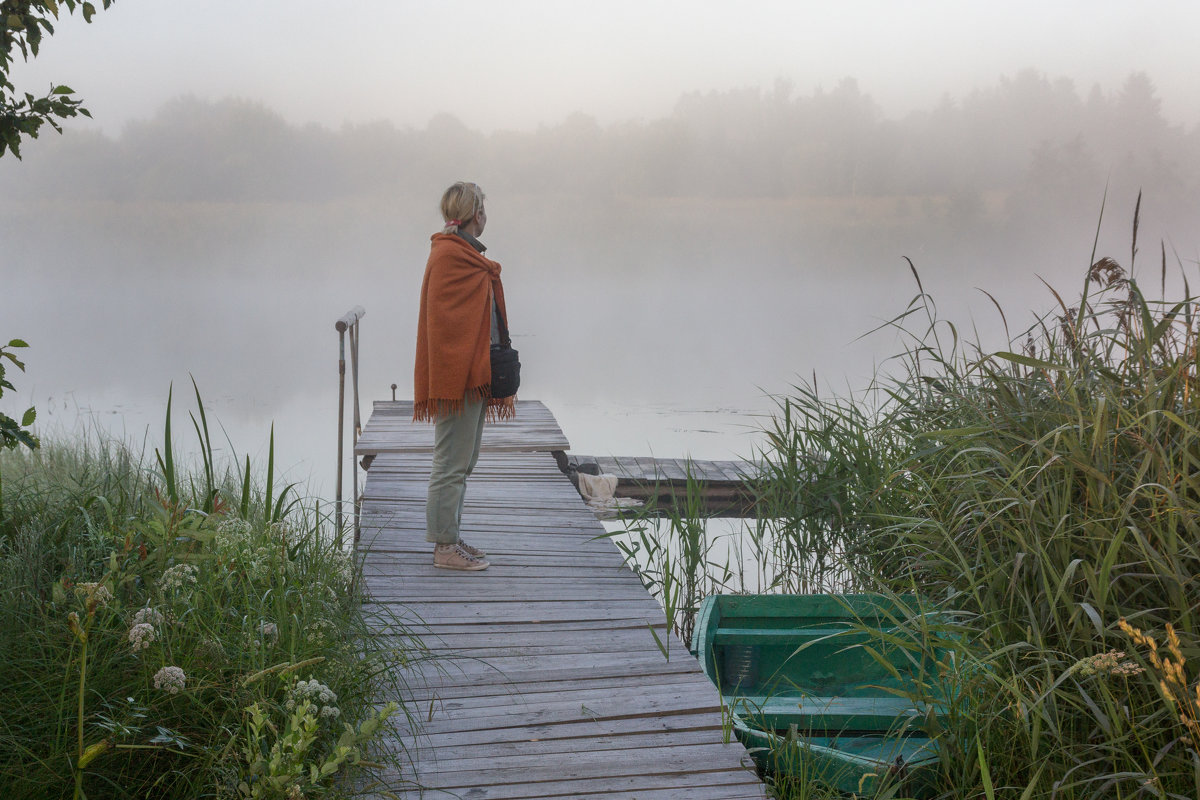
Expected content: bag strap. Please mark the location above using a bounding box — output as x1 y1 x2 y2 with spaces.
494 298 512 347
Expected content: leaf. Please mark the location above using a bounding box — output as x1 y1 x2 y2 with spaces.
647 623 669 661
21 407 35 426
52 85 74 95
6 339 29 348
1076 602 1104 635
993 351 1067 371
82 2 97 22
977 736 996 800
264 422 275 524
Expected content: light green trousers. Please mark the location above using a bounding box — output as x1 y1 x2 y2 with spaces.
426 398 487 544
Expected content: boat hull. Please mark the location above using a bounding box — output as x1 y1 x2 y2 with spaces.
690 594 942 796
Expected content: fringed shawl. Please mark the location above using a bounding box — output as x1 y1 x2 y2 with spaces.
413 233 516 422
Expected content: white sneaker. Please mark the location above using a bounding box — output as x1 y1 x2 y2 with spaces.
458 540 486 558
433 543 489 571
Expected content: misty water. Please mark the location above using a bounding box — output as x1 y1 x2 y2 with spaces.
3 80 1199 504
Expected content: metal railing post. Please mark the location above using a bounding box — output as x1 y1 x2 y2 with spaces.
335 306 366 548
336 327 346 545
349 322 362 541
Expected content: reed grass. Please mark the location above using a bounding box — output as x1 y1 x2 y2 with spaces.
0 388 423 799
615 211 1200 799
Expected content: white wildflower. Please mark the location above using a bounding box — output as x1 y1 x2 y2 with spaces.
215 518 253 539
128 622 157 652
152 665 187 694
214 518 285 581
330 551 355 586
158 564 198 594
295 679 336 705
258 621 278 640
267 520 291 542
304 619 336 647
75 582 113 606
132 607 165 627
290 678 339 721
214 523 248 555
1072 649 1144 678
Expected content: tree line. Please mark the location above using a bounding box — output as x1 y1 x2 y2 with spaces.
2 70 1197 231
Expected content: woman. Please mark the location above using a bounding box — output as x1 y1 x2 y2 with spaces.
413 181 515 571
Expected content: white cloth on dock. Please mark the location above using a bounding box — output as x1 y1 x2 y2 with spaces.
577 473 643 518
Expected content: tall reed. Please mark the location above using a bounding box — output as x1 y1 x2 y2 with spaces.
851 247 1200 798
616 211 1200 798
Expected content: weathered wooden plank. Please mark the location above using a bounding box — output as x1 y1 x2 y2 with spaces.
378 601 662 626
568 455 760 484
412 683 722 725
407 729 737 767
594 455 625 478
398 742 756 788
375 767 763 800
361 554 627 571
410 712 725 749
356 400 570 456
389 643 708 693
399 670 699 704
399 662 706 704
655 458 691 482
363 578 653 596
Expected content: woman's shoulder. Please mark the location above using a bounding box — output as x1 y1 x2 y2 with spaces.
427 233 470 260
429 232 463 247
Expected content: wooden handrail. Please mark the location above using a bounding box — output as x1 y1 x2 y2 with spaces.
335 306 366 546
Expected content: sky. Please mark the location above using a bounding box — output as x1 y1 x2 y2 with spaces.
9 0 1200 135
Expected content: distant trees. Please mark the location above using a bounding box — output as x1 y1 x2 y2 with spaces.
1 0 115 158
1 68 1195 230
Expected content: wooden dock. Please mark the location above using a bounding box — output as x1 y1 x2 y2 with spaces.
566 455 760 517
355 400 765 799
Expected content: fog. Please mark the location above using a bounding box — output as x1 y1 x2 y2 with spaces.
3 70 1200 497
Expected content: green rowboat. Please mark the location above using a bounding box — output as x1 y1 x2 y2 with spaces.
690 594 942 796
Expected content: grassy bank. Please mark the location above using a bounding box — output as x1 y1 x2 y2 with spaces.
617 227 1200 798
0 391 422 799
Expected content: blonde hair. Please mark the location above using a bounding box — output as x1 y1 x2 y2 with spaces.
440 181 485 234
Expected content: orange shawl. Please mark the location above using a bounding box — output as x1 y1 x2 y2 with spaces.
413 233 516 421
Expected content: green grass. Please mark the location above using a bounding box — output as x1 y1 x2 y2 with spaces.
614 213 1200 799
0 390 425 799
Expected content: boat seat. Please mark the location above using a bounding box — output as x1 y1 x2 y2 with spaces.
711 627 872 645
729 695 929 732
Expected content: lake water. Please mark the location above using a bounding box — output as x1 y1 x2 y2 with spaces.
2 190 1182 503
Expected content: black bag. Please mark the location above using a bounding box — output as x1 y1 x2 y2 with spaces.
489 300 520 399
490 343 521 399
